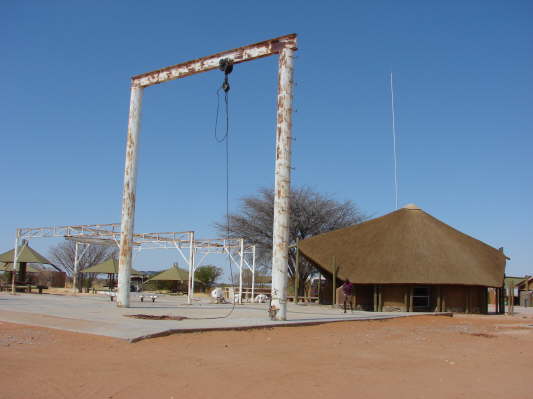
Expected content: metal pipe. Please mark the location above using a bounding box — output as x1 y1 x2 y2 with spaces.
239 238 244 304
117 84 144 308
251 245 256 301
294 238 299 304
270 45 295 321
187 232 195 305
11 231 20 295
73 241 79 294
191 248 196 302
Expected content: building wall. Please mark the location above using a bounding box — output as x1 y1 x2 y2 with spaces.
325 283 488 314
382 285 407 311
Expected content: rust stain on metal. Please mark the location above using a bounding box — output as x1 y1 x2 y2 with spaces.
132 34 297 87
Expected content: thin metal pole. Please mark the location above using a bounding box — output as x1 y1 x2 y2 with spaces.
270 45 295 321
390 72 399 210
11 230 21 295
187 232 195 305
294 238 299 304
251 245 256 301
73 241 79 294
238 239 244 304
117 84 144 308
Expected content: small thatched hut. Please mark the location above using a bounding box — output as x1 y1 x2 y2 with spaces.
299 204 507 314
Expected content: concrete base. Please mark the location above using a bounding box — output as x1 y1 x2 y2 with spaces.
0 293 451 342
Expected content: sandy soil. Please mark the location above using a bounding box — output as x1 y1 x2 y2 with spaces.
1 313 532 399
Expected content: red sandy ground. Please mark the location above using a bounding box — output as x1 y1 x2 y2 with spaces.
1 314 532 399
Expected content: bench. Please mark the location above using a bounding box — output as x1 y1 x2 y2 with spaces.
139 294 158 303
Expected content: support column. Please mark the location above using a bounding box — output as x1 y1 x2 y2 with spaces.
187 232 195 305
409 286 414 312
483 287 488 314
436 286 442 312
270 46 295 321
117 84 143 308
11 232 21 295
251 245 256 301
465 286 470 314
331 257 337 308
508 284 514 315
294 238 299 304
73 242 80 294
317 270 321 303
238 239 244 305
373 285 378 312
18 262 27 283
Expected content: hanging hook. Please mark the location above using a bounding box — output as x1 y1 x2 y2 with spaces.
219 58 233 92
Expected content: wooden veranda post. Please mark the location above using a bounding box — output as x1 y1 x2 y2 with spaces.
331 256 337 308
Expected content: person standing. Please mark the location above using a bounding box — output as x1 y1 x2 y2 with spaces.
342 279 354 313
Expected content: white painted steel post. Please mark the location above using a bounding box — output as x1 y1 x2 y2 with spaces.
239 239 244 304
251 245 256 301
191 248 196 301
270 45 295 320
72 241 80 294
11 231 20 295
187 232 195 305
117 85 144 308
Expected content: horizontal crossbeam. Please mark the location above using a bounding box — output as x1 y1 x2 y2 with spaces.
132 33 297 88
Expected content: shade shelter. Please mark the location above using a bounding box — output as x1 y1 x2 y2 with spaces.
80 258 143 275
145 265 189 293
80 258 143 290
298 204 507 313
0 243 55 283
0 263 41 273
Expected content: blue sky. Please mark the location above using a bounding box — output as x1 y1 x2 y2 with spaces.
1 1 531 277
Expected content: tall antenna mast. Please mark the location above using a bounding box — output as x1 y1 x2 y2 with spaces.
390 72 399 210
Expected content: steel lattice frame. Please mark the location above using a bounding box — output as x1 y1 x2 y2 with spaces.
10 224 256 303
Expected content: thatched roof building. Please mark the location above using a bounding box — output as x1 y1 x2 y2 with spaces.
299 204 507 314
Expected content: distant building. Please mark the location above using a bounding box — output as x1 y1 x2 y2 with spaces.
517 276 533 307
299 204 507 314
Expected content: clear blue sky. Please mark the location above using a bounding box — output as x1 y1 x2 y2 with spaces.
1 1 531 277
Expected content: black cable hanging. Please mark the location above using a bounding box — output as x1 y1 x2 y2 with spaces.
214 58 233 143
192 57 237 320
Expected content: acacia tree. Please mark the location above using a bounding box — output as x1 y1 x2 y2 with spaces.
195 265 223 291
216 187 365 294
48 240 117 291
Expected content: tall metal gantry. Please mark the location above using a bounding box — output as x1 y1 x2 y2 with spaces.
118 34 296 319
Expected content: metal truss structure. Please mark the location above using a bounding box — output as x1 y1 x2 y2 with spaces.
10 224 256 304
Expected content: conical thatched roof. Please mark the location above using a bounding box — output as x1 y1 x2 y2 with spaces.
0 245 52 265
80 258 143 275
146 266 189 282
299 204 506 287
0 263 42 273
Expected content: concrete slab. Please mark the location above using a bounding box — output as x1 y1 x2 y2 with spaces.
0 292 448 342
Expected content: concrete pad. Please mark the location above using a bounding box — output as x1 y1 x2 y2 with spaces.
0 292 448 342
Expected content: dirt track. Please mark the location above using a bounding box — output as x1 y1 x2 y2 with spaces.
1 314 532 399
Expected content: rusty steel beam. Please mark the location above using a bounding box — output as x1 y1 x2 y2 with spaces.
270 45 295 320
132 34 297 88
117 85 143 307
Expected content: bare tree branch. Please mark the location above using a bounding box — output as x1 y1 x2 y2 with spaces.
48 241 117 276
215 186 365 293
